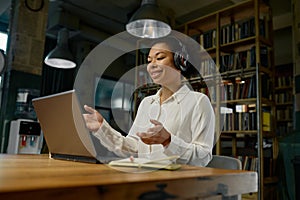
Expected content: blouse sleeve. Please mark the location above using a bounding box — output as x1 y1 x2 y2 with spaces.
92 97 151 158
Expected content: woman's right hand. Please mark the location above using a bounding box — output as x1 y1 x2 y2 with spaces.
83 105 103 132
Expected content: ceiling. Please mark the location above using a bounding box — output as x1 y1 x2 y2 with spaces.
0 0 246 42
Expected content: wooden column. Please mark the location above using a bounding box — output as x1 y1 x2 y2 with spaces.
8 0 48 75
0 0 49 152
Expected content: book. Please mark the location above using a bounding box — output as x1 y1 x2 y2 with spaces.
108 155 181 170
250 46 269 67
263 111 271 131
202 29 216 49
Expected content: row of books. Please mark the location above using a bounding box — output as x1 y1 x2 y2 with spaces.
198 75 272 103
220 17 266 45
200 29 216 49
221 105 271 131
198 46 269 76
199 58 217 77
275 92 293 104
220 51 248 72
221 111 257 131
219 46 269 73
239 156 258 171
275 75 293 88
238 156 274 177
199 17 267 48
276 107 293 121
222 75 271 101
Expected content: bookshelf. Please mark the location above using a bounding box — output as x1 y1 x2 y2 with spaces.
274 63 294 136
176 0 277 199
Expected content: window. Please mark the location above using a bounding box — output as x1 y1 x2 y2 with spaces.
0 31 7 84
95 77 134 111
94 77 134 135
0 32 7 52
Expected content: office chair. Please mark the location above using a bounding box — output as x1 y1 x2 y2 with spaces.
206 155 242 200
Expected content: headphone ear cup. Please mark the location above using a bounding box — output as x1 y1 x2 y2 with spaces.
174 52 188 72
174 52 180 70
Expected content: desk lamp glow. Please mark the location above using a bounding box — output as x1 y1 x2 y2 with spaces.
126 0 171 39
44 28 76 69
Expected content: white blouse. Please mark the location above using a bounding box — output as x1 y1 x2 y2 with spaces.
93 84 215 166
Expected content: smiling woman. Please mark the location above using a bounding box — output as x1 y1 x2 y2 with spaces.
83 35 216 167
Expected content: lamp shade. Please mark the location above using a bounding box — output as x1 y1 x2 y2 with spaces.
126 0 171 38
44 28 76 69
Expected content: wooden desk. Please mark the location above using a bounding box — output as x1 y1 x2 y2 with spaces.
0 154 257 200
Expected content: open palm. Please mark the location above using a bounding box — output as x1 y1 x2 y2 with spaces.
83 105 103 132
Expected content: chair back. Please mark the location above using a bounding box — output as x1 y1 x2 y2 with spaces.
207 155 242 170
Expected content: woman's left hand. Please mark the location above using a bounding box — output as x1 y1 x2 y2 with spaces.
137 119 171 147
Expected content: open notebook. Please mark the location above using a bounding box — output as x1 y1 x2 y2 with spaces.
108 155 181 170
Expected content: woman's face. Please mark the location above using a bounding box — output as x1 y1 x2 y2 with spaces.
147 42 181 86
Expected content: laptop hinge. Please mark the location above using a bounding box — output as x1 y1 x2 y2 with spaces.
50 153 101 164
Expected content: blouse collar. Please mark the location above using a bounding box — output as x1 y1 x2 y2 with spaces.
151 84 191 104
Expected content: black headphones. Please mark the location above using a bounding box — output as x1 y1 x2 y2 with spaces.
172 37 190 72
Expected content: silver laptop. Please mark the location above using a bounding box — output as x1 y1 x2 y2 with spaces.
32 90 116 164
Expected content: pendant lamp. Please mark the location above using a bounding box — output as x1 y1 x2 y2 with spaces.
44 28 76 69
126 0 171 38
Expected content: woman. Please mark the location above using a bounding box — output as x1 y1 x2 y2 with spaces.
83 37 215 166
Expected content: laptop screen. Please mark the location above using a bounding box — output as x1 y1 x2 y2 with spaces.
32 90 98 163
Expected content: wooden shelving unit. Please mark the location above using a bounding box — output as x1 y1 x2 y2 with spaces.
176 0 277 199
